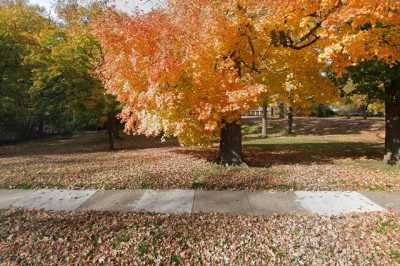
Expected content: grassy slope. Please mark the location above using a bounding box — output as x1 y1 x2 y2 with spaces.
0 118 399 191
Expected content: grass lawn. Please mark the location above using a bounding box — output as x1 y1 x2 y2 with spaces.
1 209 399 264
0 117 399 191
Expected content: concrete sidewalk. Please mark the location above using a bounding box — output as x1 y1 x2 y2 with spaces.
0 189 399 216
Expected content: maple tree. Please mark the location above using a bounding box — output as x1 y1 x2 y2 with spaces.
263 46 337 134
93 0 399 165
317 1 400 165
93 0 338 165
251 0 400 164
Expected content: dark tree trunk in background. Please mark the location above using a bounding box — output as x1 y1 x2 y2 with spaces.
218 121 243 166
288 106 294 135
107 113 115 150
270 107 274 118
26 123 35 139
279 103 285 119
38 120 44 137
384 80 400 165
114 127 121 139
363 104 369 120
111 115 121 139
261 106 268 138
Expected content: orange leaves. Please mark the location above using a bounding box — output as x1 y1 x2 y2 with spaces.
320 0 400 70
91 2 268 145
92 0 398 146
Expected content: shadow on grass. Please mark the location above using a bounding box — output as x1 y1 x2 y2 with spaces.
242 117 385 136
244 142 383 166
175 142 384 167
0 132 179 157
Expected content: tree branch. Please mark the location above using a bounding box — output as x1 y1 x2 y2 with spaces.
276 0 344 50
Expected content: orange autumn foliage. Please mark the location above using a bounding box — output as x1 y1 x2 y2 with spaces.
319 0 400 73
93 4 264 145
92 0 398 145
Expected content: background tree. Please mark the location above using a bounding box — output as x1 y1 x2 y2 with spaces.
0 0 110 143
266 0 399 164
0 1 51 141
259 95 269 138
262 45 337 135
28 27 103 134
318 1 400 165
55 0 123 149
334 61 389 120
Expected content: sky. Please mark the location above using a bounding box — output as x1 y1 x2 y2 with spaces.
29 0 53 12
28 0 163 16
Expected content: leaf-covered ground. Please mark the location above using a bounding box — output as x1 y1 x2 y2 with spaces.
0 118 399 191
0 209 399 265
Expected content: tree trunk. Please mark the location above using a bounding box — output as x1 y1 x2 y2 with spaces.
288 106 294 135
38 120 44 137
384 80 400 165
279 103 285 119
363 104 369 120
261 106 268 138
111 114 121 139
107 113 115 150
218 121 243 166
270 107 274 118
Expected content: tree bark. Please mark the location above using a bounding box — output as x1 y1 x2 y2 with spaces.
217 121 243 166
107 113 115 150
363 104 369 120
384 80 400 165
279 103 285 119
111 114 121 139
261 106 268 138
38 120 44 137
288 106 294 135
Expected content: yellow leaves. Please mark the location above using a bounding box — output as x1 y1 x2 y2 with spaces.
93 0 399 146
204 120 218 132
350 94 368 107
93 4 269 145
198 103 212 121
319 42 343 63
319 0 400 72
368 102 385 114
321 24 399 71
351 16 371 29
342 79 356 94
300 16 319 29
